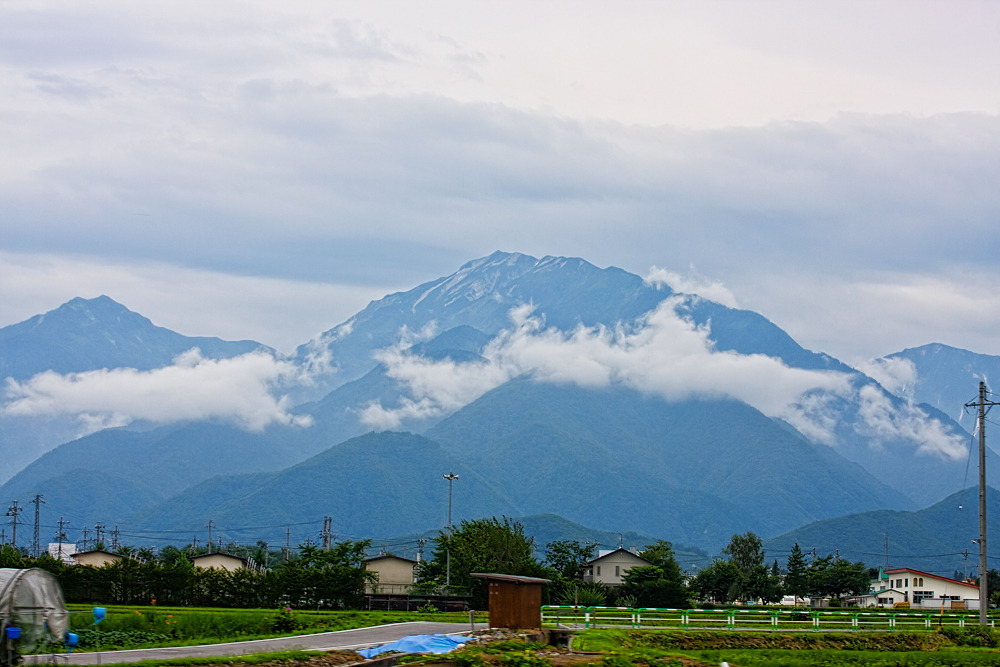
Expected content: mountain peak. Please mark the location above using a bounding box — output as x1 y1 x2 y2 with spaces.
0 296 266 382
57 295 152 325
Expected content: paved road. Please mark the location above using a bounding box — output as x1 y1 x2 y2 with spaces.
23 621 489 665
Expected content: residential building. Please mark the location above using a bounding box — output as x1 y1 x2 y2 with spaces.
48 543 77 565
583 548 650 586
71 550 122 567
365 554 417 594
190 553 249 572
850 567 980 609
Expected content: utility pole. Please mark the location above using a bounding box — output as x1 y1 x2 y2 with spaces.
443 471 459 588
6 501 22 549
285 527 291 562
965 381 999 626
55 517 69 562
94 523 105 547
417 538 425 563
81 528 90 552
110 526 120 552
206 520 214 554
321 517 333 550
30 495 44 558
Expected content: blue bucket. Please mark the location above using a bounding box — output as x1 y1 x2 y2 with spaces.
6 627 20 640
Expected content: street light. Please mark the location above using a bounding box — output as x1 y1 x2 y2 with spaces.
443 471 459 587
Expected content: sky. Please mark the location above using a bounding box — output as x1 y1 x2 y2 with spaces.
1 0 999 364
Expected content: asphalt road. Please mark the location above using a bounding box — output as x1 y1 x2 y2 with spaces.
23 621 489 666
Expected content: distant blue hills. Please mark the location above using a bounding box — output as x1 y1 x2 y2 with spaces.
0 252 997 565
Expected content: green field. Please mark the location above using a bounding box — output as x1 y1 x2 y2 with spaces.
61 604 484 650
573 627 1000 667
46 607 1000 667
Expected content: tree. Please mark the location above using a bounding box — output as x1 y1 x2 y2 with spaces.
419 516 546 608
785 543 809 603
618 565 690 609
639 540 684 583
723 532 764 574
278 540 373 609
544 540 594 581
691 560 740 603
810 555 868 601
721 532 778 603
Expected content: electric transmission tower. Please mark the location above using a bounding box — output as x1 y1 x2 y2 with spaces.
30 494 44 557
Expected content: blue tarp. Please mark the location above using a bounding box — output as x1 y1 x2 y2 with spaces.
357 633 470 658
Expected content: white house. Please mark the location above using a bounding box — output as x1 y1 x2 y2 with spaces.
48 543 78 565
851 567 980 609
583 548 650 586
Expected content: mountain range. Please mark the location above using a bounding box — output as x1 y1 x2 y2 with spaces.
0 252 996 568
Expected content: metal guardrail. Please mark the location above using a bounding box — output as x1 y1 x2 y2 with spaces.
541 605 995 632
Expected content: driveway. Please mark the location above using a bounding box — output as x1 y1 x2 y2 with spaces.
23 621 490 665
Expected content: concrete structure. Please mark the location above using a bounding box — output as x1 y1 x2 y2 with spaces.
583 548 650 586
365 554 417 594
71 550 122 567
48 543 77 565
472 573 549 629
190 553 248 572
851 567 980 608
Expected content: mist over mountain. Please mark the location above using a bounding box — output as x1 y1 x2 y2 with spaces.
0 296 272 481
860 343 1000 426
0 252 993 554
294 252 850 395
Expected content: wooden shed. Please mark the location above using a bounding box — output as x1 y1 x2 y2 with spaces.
471 573 549 630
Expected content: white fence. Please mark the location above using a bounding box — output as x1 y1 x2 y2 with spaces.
541 605 994 632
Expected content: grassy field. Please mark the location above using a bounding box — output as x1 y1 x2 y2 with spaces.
62 604 485 650
50 607 1000 667
572 627 1000 666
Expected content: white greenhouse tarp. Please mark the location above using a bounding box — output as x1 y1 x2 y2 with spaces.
0 569 69 652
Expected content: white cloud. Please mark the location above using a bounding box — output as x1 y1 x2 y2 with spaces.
855 384 966 460
358 329 515 430
2 348 313 434
644 266 739 308
854 356 918 399
362 298 971 460
361 298 853 438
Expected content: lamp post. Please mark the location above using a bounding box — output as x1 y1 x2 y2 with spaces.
443 471 459 587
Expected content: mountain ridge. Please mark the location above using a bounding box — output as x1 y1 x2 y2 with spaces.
0 252 995 555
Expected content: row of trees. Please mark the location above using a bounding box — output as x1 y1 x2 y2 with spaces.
0 518 887 610
689 534 870 605
0 542 373 608
413 518 873 610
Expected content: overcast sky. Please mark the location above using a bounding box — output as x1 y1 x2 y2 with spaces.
1 0 998 363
